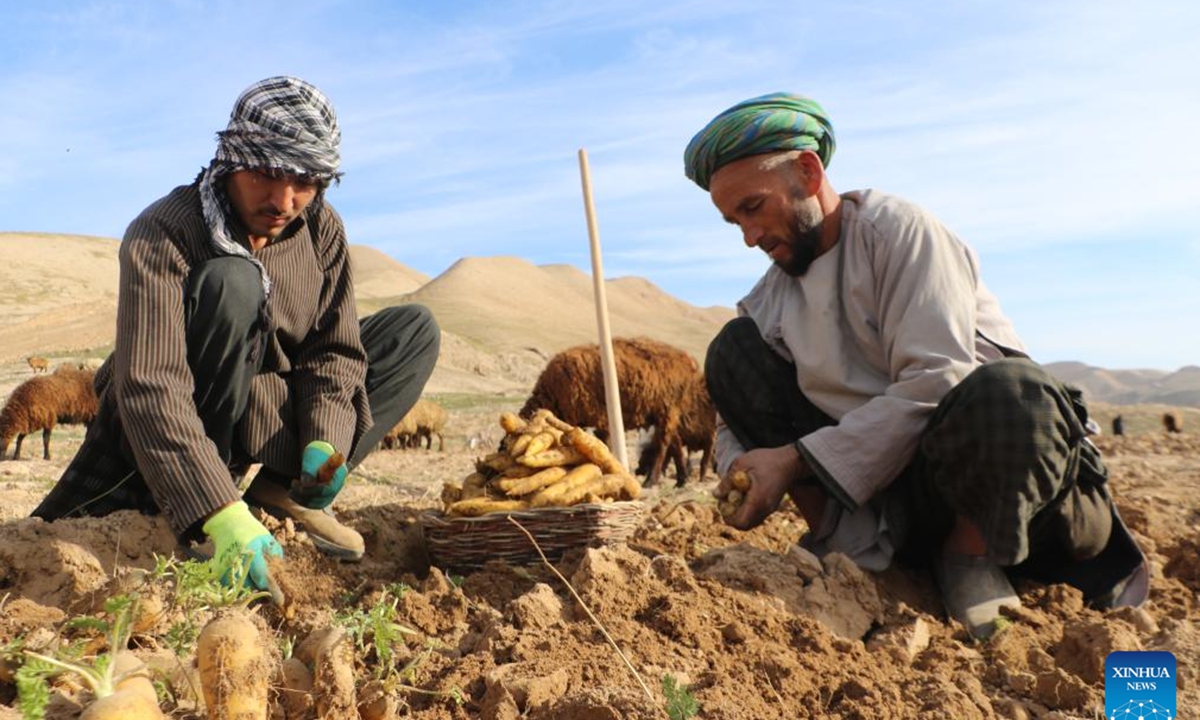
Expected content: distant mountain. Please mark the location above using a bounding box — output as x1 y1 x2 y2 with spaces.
0 234 733 394
0 234 435 365
1045 362 1200 408
349 245 431 314
7 233 1193 404
403 256 731 363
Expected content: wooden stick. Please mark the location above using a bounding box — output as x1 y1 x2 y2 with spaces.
577 148 629 470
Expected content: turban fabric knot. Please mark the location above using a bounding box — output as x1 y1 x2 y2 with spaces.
683 92 836 191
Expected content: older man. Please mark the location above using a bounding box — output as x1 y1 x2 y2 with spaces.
33 77 439 598
687 93 1147 637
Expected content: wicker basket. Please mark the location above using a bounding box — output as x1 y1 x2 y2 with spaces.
421 501 645 572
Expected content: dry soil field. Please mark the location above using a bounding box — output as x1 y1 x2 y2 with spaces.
0 358 1198 719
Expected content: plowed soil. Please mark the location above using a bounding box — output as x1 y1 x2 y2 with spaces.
0 400 1196 719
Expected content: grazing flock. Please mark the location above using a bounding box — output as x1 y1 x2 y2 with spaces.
5 347 1191 495
5 340 719 487
4 340 715 487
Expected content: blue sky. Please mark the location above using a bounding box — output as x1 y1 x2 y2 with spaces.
2 1 1198 370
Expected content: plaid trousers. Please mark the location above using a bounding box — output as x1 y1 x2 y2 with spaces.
706 317 1145 603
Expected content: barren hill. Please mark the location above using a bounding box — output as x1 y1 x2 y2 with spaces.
9 235 1200 408
1045 361 1200 407
5 233 1197 405
0 233 120 362
0 234 732 395
403 256 732 362
350 245 431 314
0 234 435 362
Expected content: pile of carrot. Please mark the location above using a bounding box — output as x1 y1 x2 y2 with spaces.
442 410 641 517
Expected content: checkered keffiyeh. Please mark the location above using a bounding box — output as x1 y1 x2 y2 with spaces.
197 76 343 297
684 92 836 191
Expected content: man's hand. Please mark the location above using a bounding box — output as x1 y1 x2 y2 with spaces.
290 440 348 509
714 444 807 530
202 501 284 600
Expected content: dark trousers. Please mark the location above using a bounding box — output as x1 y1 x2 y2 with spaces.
185 257 440 476
31 258 440 531
705 317 1144 604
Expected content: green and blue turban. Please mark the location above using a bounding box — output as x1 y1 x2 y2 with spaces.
683 92 836 190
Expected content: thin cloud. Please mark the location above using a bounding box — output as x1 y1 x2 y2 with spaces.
2 0 1196 368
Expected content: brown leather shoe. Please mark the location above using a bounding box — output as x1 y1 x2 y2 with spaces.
245 477 365 561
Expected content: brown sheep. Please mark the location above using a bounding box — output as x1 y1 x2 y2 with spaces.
1163 410 1183 434
520 337 703 485
51 366 100 425
0 367 98 460
382 412 418 449
26 356 49 373
672 371 716 481
382 398 448 451
414 400 449 450
637 371 716 486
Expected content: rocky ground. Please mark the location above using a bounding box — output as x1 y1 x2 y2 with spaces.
0 368 1197 719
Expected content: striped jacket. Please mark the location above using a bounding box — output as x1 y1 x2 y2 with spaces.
32 182 370 539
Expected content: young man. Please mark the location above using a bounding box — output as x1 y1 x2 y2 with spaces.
687 92 1147 637
33 77 439 599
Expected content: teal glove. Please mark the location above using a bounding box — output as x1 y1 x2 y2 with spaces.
291 440 348 509
202 501 283 594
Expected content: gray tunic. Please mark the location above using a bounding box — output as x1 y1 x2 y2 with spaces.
716 189 1025 561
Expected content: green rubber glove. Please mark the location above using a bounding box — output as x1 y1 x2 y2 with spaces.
291 440 348 509
202 501 283 594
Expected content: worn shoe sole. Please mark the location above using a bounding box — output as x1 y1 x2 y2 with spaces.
245 479 365 562
304 523 365 561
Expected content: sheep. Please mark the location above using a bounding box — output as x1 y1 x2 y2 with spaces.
382 398 448 451
0 367 99 460
26 356 49 373
636 371 716 486
520 337 706 485
1163 410 1183 434
51 365 100 425
672 371 716 482
382 412 418 450
1111 415 1125 436
414 400 449 450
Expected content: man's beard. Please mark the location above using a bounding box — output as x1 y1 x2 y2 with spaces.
776 195 824 276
